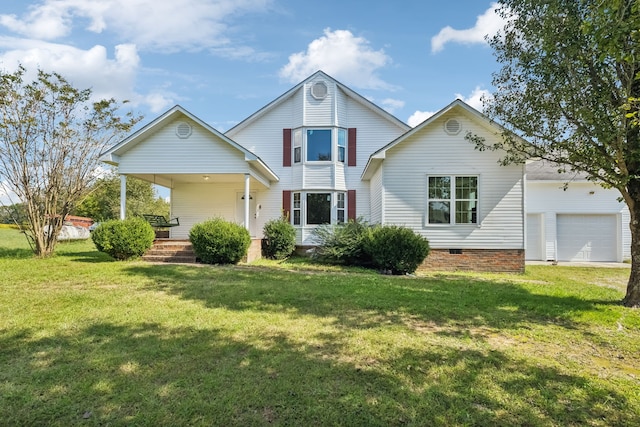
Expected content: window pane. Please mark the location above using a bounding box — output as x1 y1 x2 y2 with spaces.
337 192 345 208
338 129 346 163
456 176 477 199
293 193 300 208
428 201 450 224
307 193 331 224
428 176 451 199
337 210 345 223
307 129 332 161
456 201 477 224
293 210 301 225
294 147 301 163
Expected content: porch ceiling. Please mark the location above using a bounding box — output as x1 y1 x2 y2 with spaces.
129 173 270 189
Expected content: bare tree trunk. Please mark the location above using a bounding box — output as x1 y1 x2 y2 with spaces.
624 182 640 307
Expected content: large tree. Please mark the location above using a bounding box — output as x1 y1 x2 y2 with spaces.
470 0 640 306
75 174 170 222
0 66 141 256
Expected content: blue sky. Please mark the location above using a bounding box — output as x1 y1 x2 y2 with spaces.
0 0 504 129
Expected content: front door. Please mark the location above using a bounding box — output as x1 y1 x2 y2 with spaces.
236 192 257 237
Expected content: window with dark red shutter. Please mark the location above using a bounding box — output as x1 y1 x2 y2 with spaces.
347 128 356 166
347 190 356 220
282 190 291 221
283 129 292 167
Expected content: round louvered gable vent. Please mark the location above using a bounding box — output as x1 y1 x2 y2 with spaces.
311 81 328 100
176 122 192 139
444 118 461 135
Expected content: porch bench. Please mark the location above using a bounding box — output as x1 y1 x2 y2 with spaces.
143 214 180 228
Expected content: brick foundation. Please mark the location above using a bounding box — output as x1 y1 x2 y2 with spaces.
419 249 525 273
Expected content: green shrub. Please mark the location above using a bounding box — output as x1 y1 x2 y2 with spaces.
91 217 155 260
311 218 373 266
189 218 251 264
263 217 296 260
365 225 430 275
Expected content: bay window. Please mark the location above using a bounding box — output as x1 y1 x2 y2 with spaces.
291 191 348 226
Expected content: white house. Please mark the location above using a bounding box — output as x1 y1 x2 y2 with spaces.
525 160 631 262
101 71 525 272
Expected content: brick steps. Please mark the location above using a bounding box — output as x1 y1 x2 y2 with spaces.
143 239 196 263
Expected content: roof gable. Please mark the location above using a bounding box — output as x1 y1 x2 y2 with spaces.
361 100 511 180
101 105 278 182
225 71 410 137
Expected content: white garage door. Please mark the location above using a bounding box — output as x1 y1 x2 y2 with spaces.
557 214 617 261
526 214 543 260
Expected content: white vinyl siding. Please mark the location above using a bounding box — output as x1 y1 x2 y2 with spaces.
526 180 630 261
381 113 524 250
118 118 248 175
526 213 544 260
369 166 383 224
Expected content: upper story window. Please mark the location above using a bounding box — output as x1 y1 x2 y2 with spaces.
307 129 332 161
337 129 346 163
293 129 302 163
427 176 478 225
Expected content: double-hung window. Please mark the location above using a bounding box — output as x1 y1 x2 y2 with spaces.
427 176 478 225
337 129 346 163
293 192 301 225
293 129 302 163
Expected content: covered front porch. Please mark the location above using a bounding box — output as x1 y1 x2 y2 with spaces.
118 171 273 240
100 106 280 262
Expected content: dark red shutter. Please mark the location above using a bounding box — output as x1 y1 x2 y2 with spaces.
283 129 292 167
347 128 357 166
282 190 291 220
347 190 356 220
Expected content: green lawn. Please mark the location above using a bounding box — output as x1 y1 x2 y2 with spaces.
0 228 639 426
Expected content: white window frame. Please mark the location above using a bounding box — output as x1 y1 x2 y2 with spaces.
293 129 302 164
294 127 348 164
290 191 348 226
426 175 479 226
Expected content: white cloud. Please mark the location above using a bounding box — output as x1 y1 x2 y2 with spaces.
0 181 19 205
407 87 493 128
455 86 493 111
0 0 272 55
279 28 394 90
381 98 405 114
407 111 436 127
431 2 504 53
0 37 173 112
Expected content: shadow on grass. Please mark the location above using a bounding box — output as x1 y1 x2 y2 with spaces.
124 264 614 332
0 247 34 258
1 321 635 426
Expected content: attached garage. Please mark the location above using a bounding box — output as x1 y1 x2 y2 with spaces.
556 214 618 262
526 213 544 261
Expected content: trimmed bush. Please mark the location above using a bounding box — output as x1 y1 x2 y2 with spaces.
311 218 373 266
91 217 155 260
365 225 430 275
263 217 296 260
189 218 251 264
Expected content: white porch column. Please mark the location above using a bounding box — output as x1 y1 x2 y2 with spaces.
244 173 250 232
120 174 127 220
